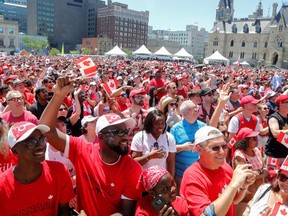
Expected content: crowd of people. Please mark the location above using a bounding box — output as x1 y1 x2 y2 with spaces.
0 54 288 215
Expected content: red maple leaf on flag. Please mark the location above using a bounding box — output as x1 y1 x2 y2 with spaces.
110 82 114 88
281 208 287 215
83 60 91 66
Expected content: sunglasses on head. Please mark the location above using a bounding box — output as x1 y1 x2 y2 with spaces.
278 173 288 182
169 103 176 106
210 144 228 152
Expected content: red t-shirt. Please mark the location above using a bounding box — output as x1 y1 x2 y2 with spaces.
68 136 143 216
149 79 166 100
180 161 235 216
136 195 189 216
0 151 18 173
0 160 74 215
177 86 187 99
1 110 39 126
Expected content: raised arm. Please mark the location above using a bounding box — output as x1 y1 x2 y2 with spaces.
39 77 74 152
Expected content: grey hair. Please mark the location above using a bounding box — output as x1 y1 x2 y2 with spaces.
180 100 193 115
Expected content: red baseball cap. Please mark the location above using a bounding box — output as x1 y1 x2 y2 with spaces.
129 88 146 99
237 127 259 140
240 95 259 106
275 95 288 105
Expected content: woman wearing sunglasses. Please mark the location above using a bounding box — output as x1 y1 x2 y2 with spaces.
131 109 176 177
232 127 269 215
246 158 288 216
160 97 181 132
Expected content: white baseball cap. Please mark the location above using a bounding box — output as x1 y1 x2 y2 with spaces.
8 121 50 148
192 126 223 152
95 113 135 135
81 115 98 127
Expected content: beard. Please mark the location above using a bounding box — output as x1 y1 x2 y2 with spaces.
105 137 129 155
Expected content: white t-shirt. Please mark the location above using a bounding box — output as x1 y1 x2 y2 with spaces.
228 114 260 134
131 131 176 170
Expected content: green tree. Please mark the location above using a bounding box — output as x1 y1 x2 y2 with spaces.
123 48 131 56
49 48 60 56
82 47 93 55
22 36 48 55
70 50 79 55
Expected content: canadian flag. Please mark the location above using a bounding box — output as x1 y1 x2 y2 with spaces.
103 78 118 95
267 156 281 169
277 132 288 147
228 135 238 149
269 202 288 216
75 56 97 77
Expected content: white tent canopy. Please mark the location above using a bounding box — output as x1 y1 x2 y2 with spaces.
174 48 193 59
153 46 172 60
105 45 127 57
232 60 250 66
132 45 152 55
204 50 229 65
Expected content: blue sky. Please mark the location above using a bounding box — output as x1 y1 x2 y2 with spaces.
119 0 283 31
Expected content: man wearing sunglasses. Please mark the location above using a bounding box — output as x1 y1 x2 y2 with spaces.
0 121 75 215
40 77 143 216
198 87 216 124
181 126 256 216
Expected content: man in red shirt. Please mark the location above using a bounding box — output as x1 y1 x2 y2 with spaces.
149 69 166 100
40 77 142 216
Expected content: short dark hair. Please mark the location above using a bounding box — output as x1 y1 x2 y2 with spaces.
188 90 200 98
35 86 47 101
235 138 249 150
143 109 165 134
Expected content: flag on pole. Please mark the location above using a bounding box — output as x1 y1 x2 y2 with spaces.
228 135 238 149
276 132 288 148
237 55 240 67
75 56 97 77
61 43 64 55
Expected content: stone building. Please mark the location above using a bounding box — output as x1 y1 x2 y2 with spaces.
0 14 18 54
208 0 288 67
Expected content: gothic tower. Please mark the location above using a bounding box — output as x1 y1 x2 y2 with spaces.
215 0 234 24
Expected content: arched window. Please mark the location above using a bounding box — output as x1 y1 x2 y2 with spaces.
264 40 268 48
213 37 219 46
278 36 283 48
253 40 258 48
243 24 249 33
255 23 261 33
230 40 234 47
229 51 233 58
232 24 237 33
263 53 266 60
242 40 246 47
240 52 245 59
279 24 283 32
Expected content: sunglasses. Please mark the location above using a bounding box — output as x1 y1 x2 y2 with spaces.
22 136 48 150
249 136 258 141
153 142 159 148
171 87 177 89
59 108 68 111
134 95 144 100
8 96 24 102
101 128 130 137
278 173 288 182
205 92 213 97
120 93 128 98
210 144 228 152
262 107 269 110
47 80 54 83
